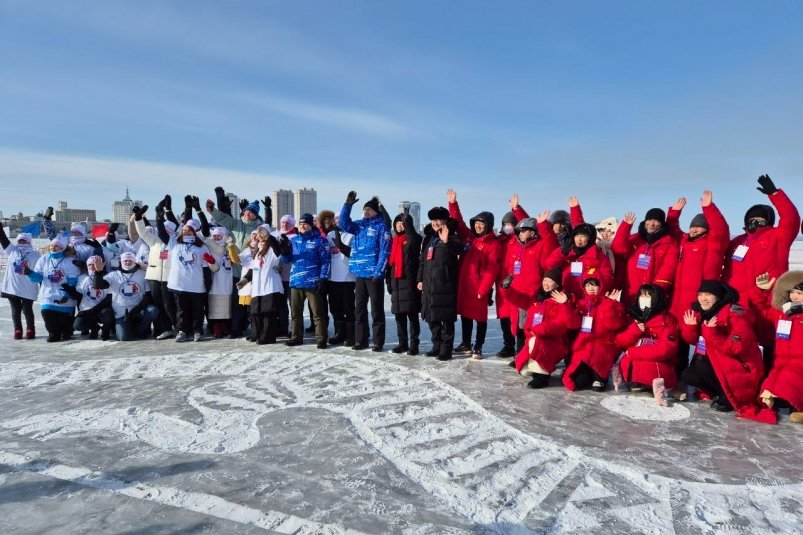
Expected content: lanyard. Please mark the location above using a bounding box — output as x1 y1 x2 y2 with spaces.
49 256 65 272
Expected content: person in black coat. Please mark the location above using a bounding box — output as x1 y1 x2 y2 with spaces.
387 209 423 355
417 207 462 361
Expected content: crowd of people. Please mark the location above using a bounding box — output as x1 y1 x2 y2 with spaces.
2 175 803 424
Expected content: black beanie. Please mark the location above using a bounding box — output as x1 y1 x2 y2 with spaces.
697 279 727 300
502 211 518 226
744 204 775 228
543 268 563 286
689 213 708 230
572 223 597 242
427 206 449 221
644 208 666 224
583 277 600 287
363 197 380 213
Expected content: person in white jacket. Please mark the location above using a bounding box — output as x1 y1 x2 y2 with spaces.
134 204 179 340
237 224 284 344
167 219 219 342
204 226 234 337
0 228 41 339
69 255 114 340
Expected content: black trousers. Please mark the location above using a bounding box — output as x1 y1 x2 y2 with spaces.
395 312 420 345
174 291 206 335
682 354 724 397
571 362 605 390
499 317 515 351
677 341 691 376
41 309 74 339
148 280 177 333
355 277 385 347
230 280 247 335
74 306 115 334
253 313 277 343
460 317 487 347
5 295 35 331
329 281 356 324
428 320 455 358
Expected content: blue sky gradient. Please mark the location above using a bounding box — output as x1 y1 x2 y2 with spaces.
1 0 802 228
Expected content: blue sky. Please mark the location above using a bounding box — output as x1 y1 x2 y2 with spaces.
1 0 802 228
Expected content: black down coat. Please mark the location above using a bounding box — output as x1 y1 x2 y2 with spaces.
387 213 423 315
417 219 462 323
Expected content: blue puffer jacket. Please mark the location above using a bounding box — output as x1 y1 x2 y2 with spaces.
281 230 331 290
338 204 392 279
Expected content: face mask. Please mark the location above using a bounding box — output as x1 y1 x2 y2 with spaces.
121 262 136 272
106 242 121 253
50 250 65 259
638 296 652 310
16 244 32 254
503 225 514 235
69 235 85 245
183 236 196 244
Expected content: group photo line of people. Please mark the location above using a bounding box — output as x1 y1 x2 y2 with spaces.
3 175 803 425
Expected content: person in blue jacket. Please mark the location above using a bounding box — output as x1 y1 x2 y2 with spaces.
339 191 392 351
280 213 331 349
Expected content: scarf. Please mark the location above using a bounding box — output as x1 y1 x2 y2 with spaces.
389 234 407 278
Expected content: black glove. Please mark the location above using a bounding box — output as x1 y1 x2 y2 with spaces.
345 191 359 206
239 198 249 212
501 274 514 289
262 196 271 208
155 205 165 220
757 174 778 196
107 223 120 243
184 195 193 213
43 206 54 221
55 294 69 305
132 204 148 221
60 283 81 300
280 235 292 255
23 265 34 276
190 196 201 212
163 194 172 211
316 279 327 294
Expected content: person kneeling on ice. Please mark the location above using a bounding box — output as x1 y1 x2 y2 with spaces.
751 272 803 423
92 253 160 341
680 280 774 422
513 269 580 389
563 279 626 392
614 284 679 393
68 255 114 340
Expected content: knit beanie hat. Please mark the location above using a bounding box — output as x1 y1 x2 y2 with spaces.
245 200 260 216
543 267 563 285
644 208 666 224
298 213 314 226
363 197 380 213
501 211 518 226
689 213 708 230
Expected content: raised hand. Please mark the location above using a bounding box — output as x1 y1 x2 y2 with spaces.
239 198 249 211
671 197 687 211
43 206 54 221
756 174 778 196
509 193 519 210
206 198 215 212
89 255 105 272
191 196 202 212
345 191 359 206
551 290 568 304
700 190 713 208
535 210 550 224
568 196 579 208
163 194 172 210
755 272 776 291
703 316 718 328
605 289 622 301
683 310 698 326
438 225 449 243
636 322 646 332
623 211 636 225
202 252 216 265
446 188 457 204
262 196 271 208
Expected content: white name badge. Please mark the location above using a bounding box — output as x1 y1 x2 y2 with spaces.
581 316 593 333
636 254 651 270
777 319 792 340
696 335 707 355
570 261 583 276
532 313 544 326
732 244 749 262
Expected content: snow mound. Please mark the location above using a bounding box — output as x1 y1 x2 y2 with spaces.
600 394 690 421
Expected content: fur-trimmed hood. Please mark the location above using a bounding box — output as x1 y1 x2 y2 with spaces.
773 270 803 310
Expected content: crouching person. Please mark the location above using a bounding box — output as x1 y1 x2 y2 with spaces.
563 279 626 392
93 253 159 341
615 284 679 392
71 255 114 340
680 280 774 422
752 272 803 423
513 269 580 389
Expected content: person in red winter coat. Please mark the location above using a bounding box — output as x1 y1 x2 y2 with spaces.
542 223 614 301
667 191 731 375
495 193 530 358
612 207 680 306
563 280 626 392
723 174 800 353
615 284 679 391
514 269 580 389
751 271 803 424
498 212 559 352
447 189 503 359
680 280 775 423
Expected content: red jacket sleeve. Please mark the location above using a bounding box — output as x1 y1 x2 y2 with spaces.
628 315 679 362
611 221 634 256
653 239 679 290
542 246 569 271
702 203 730 280
448 201 472 245
570 204 585 227
476 242 502 297
513 205 529 221
537 220 559 267
680 317 701 345
531 301 578 336
666 207 683 241
770 189 801 256
615 321 643 349
702 313 754 358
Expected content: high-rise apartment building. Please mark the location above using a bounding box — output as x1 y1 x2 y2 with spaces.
272 189 294 228
293 188 317 222
397 201 421 231
112 189 143 223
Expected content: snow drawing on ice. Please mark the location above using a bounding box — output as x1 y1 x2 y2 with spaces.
600 394 690 422
2 351 803 533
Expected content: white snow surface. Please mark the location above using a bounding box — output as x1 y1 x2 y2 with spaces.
601 395 691 422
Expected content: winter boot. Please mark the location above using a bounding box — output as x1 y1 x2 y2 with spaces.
391 344 408 354
710 396 734 412
25 327 35 340
407 338 419 356
526 373 551 389
453 342 472 354
329 321 345 344
471 345 483 360
175 331 190 343
89 327 99 340
13 329 22 340
496 346 516 358
101 327 111 341
344 322 356 347
425 346 440 357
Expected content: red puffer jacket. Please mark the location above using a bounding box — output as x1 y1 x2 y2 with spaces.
543 244 614 301
494 206 529 319
563 294 626 390
668 203 730 320
497 221 559 333
514 296 580 374
615 311 679 389
612 223 679 306
680 304 775 424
